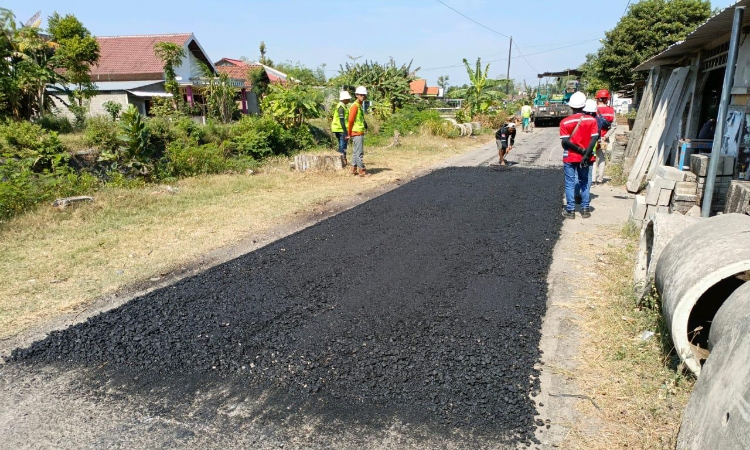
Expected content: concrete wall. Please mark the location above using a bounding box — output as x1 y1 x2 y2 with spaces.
49 92 136 118
88 93 129 117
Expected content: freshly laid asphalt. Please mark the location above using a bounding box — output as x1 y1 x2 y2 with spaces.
8 165 565 446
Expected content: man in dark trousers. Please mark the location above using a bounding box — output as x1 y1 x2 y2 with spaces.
495 119 517 166
331 91 351 166
560 92 599 219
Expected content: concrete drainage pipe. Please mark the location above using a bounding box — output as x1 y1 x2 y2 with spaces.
633 213 702 301
677 316 750 449
655 213 750 376
708 280 750 350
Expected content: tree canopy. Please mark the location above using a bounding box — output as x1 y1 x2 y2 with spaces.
0 8 99 120
595 0 711 89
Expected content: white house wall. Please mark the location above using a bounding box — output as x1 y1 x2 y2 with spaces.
175 44 205 84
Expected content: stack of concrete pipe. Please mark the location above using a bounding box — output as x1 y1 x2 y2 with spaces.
650 214 750 448
443 118 479 136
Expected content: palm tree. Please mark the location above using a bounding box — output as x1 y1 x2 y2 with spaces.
452 58 506 115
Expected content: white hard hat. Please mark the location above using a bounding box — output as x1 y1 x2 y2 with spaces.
355 86 368 95
568 91 587 109
507 123 516 128
339 91 351 101
583 99 598 113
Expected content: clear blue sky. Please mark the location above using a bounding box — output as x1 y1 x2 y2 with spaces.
4 0 737 88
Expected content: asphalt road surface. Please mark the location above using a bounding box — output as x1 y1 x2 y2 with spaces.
2 129 567 449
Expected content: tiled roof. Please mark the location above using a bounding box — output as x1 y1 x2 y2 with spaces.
410 79 427 95
425 86 440 96
90 33 193 81
216 57 250 67
216 65 253 88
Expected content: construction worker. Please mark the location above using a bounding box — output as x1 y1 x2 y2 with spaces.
495 118 517 166
331 91 351 166
560 92 599 219
348 86 369 177
521 102 533 132
593 89 616 185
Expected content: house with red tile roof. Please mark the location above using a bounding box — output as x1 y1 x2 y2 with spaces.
409 79 443 99
51 33 251 117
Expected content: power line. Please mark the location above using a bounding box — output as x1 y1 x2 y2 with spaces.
622 0 632 18
513 41 537 74
434 0 511 39
420 39 600 71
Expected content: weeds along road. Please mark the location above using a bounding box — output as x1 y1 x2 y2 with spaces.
2 128 567 449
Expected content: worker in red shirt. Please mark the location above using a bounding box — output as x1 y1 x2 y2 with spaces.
560 91 600 219
594 89 616 185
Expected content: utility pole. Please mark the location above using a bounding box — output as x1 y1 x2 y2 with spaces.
506 36 513 95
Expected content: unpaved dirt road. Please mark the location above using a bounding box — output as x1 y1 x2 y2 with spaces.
1 128 573 449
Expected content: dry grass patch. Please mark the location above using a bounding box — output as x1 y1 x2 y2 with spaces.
0 134 492 338
562 223 694 449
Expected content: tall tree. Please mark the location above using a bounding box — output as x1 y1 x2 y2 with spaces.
258 41 273 66
596 0 711 88
47 13 99 110
437 75 450 91
154 41 186 109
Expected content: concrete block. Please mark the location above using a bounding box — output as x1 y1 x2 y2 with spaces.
685 171 697 183
645 179 677 205
675 181 698 196
721 155 736 176
685 205 702 217
656 165 687 181
690 154 709 177
657 189 672 206
673 193 698 203
724 180 750 214
631 195 647 220
657 206 670 213
646 204 657 219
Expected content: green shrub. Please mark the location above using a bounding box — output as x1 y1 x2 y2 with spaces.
173 116 206 143
84 116 120 153
144 117 175 157
281 124 316 152
164 140 229 177
102 101 123 121
36 114 74 134
0 121 69 173
0 154 99 221
231 116 284 159
381 107 441 137
421 119 459 138
203 120 234 146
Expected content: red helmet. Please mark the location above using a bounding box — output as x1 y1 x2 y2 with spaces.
596 89 611 100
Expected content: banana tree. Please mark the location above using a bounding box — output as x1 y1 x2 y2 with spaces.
451 58 507 116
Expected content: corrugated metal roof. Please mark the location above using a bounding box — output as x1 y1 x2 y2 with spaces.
635 1 749 71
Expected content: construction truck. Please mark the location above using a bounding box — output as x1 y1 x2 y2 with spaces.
532 69 582 126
